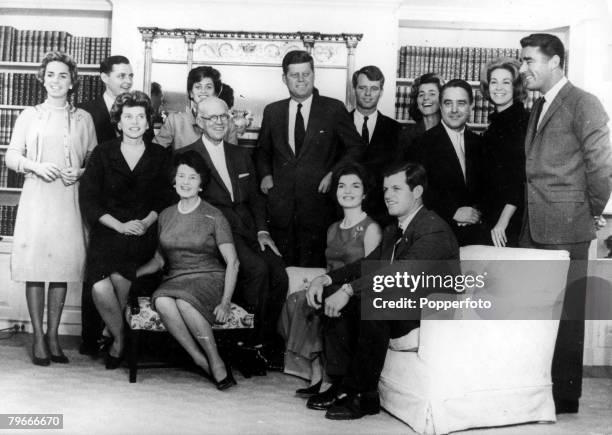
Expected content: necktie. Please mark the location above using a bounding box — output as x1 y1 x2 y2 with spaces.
530 96 545 141
294 103 305 156
361 116 369 144
391 226 404 262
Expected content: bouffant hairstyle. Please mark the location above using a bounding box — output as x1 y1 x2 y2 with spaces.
186 66 223 101
408 72 444 122
172 150 212 196
37 51 79 98
110 90 153 135
480 57 526 104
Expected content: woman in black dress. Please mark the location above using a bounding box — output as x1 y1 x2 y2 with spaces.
480 57 529 247
79 91 173 368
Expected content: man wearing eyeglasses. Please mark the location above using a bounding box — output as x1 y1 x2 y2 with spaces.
179 97 289 366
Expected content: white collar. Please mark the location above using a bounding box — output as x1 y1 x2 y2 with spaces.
289 94 313 110
202 135 224 150
103 91 117 114
398 205 423 231
441 121 465 138
354 109 378 123
543 76 568 104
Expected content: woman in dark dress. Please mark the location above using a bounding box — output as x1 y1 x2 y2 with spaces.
136 151 239 390
480 57 529 247
79 91 173 368
402 72 444 160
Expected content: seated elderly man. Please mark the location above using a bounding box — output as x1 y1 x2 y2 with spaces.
178 97 288 367
305 162 459 420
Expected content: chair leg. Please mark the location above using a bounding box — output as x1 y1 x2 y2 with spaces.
129 329 140 383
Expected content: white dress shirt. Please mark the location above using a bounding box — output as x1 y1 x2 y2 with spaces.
538 76 568 129
441 121 466 180
353 110 378 143
202 136 234 201
103 90 116 114
288 95 313 153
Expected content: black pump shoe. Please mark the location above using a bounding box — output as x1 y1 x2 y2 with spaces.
104 353 123 370
296 380 322 398
31 344 50 367
215 367 237 391
50 353 70 364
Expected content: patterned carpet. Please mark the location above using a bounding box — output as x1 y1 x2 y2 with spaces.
1 335 611 435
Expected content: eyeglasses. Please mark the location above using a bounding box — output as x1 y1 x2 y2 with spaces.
199 113 230 123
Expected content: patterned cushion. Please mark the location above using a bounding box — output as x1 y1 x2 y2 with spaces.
126 297 254 331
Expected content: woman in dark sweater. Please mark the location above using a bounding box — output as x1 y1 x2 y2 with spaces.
480 57 530 247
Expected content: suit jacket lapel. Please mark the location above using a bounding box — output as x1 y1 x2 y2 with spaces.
300 94 323 158
196 139 233 202
439 126 466 187
278 99 294 159
535 82 571 136
392 207 425 260
223 143 239 201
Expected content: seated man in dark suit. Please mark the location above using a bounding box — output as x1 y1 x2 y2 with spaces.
350 65 401 226
415 79 487 246
179 97 288 365
304 162 459 420
77 55 135 356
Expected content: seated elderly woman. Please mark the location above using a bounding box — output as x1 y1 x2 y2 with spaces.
79 90 173 369
153 66 245 149
136 150 239 390
279 163 382 396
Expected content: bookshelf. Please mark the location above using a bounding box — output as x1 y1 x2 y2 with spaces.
0 25 111 238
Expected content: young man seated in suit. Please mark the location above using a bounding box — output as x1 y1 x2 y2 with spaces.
256 50 364 268
351 65 401 226
304 162 459 420
179 97 288 368
77 55 135 356
415 79 487 246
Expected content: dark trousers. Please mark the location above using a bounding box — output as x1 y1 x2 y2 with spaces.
233 233 288 347
271 213 328 268
519 220 589 402
80 279 104 347
322 292 418 392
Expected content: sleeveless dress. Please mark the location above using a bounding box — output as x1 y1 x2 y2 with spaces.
151 200 234 324
279 215 377 380
9 103 96 282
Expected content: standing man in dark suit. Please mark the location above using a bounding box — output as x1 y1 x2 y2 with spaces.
416 79 487 246
179 97 288 361
304 162 459 419
77 55 135 356
256 50 364 267
518 33 612 414
351 65 401 226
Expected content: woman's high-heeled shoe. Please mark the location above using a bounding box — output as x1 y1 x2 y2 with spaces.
45 335 69 364
105 352 123 370
31 343 50 367
214 365 237 391
295 380 322 398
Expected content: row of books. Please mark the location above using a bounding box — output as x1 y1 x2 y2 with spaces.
397 45 521 82
0 72 105 106
0 26 111 64
0 205 18 236
0 109 20 145
395 84 541 125
0 154 25 188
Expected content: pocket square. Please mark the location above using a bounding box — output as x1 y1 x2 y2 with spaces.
319 130 326 134
238 173 250 178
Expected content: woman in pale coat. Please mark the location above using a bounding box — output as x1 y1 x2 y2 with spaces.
6 51 97 366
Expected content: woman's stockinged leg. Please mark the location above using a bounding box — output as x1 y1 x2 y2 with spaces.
155 297 211 374
91 277 123 357
108 273 131 357
176 299 226 382
26 281 47 359
46 282 67 356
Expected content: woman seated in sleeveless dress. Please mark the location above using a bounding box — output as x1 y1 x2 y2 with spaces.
278 163 382 396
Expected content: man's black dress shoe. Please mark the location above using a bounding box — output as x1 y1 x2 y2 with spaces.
325 392 381 420
296 380 322 398
306 383 340 410
79 342 99 356
554 398 579 414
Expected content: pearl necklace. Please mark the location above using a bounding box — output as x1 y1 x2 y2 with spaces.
178 197 201 214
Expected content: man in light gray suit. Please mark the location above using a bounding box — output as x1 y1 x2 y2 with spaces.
518 33 612 414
